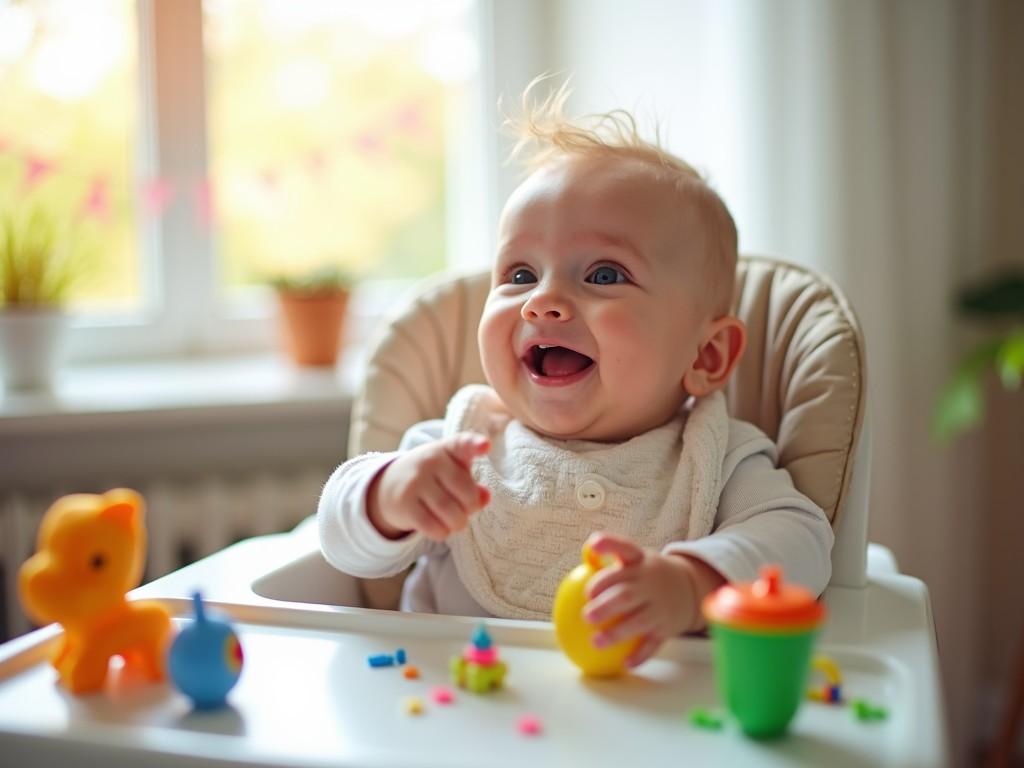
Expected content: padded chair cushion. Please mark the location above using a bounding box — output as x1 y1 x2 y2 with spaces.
347 256 866 609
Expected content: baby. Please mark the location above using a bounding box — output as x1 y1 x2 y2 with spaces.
319 88 832 668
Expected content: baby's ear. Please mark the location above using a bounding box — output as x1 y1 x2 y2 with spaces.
99 488 144 531
683 316 747 397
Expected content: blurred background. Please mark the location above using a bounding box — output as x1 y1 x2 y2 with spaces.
0 1 1021 765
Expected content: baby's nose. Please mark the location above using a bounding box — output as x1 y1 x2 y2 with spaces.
523 305 564 320
522 285 573 321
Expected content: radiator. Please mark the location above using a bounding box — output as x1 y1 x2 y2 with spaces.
0 467 331 643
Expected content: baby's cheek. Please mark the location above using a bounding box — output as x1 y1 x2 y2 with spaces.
478 316 524 409
478 314 510 371
598 315 656 369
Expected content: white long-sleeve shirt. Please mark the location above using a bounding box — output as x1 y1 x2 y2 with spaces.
318 410 833 618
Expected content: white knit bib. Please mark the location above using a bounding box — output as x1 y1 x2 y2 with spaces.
444 385 730 620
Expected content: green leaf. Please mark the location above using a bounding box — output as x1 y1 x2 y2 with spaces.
996 331 1024 390
933 369 986 440
0 204 85 306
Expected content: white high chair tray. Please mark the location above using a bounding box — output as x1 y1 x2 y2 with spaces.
1 599 912 768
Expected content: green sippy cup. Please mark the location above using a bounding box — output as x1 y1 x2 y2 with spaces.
702 565 826 739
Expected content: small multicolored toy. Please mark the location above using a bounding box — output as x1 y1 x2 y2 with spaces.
552 543 640 677
807 655 844 704
449 624 507 693
168 591 243 709
18 489 172 695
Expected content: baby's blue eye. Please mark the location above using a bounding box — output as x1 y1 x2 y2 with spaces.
511 268 537 285
586 266 626 285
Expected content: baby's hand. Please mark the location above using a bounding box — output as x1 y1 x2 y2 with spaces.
582 532 722 667
368 432 491 542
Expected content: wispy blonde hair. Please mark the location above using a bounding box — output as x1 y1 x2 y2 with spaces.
503 77 738 315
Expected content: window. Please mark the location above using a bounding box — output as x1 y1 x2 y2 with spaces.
0 0 486 360
0 0 141 313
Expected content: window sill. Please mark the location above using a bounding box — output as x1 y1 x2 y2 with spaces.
0 352 360 435
0 352 362 490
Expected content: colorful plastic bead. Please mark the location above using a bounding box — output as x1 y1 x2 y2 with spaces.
401 696 424 715
403 665 420 680
517 714 542 736
368 653 395 668
687 707 724 730
463 646 498 665
471 624 493 650
430 685 454 705
851 698 888 722
395 648 407 665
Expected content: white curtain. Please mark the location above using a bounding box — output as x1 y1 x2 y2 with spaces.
484 0 1009 762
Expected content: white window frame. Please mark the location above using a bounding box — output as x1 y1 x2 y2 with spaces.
67 0 523 363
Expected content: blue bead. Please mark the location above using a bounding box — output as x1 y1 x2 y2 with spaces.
472 623 492 650
368 653 395 667
395 648 406 665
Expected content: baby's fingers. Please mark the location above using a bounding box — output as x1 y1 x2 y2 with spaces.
444 432 491 469
427 479 485 536
625 634 663 668
437 461 490 516
585 561 632 600
584 582 642 627
592 604 656 649
413 499 453 542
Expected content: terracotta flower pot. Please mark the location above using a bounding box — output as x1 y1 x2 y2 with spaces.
276 290 349 367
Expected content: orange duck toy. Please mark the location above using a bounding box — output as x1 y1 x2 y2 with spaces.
19 489 172 694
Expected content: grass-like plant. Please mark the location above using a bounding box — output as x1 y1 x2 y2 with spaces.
0 205 87 307
268 266 353 296
934 271 1024 438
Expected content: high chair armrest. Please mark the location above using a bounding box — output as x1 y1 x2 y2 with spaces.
867 542 899 575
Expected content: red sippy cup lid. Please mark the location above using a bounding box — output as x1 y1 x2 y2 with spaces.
702 565 825 632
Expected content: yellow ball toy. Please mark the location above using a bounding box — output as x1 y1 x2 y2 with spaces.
553 543 640 677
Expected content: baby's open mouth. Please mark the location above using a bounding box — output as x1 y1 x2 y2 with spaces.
524 344 595 378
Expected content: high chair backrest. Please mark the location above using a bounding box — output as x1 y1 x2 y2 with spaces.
348 256 868 609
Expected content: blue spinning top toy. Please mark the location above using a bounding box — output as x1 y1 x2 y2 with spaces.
169 591 243 709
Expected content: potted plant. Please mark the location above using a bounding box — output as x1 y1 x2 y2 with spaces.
270 266 352 367
0 206 86 392
933 270 1024 438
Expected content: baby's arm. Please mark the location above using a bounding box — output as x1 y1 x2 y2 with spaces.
663 430 834 597
583 426 832 668
367 432 491 540
318 421 485 577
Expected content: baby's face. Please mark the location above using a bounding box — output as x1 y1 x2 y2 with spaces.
479 155 715 442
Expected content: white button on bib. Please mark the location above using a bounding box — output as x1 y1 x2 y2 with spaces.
576 478 605 510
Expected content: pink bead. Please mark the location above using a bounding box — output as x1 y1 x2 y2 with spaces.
464 646 498 665
430 685 454 705
517 714 542 736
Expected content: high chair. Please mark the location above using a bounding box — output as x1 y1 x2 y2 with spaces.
0 257 949 768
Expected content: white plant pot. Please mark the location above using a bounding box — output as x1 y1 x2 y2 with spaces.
0 307 69 393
